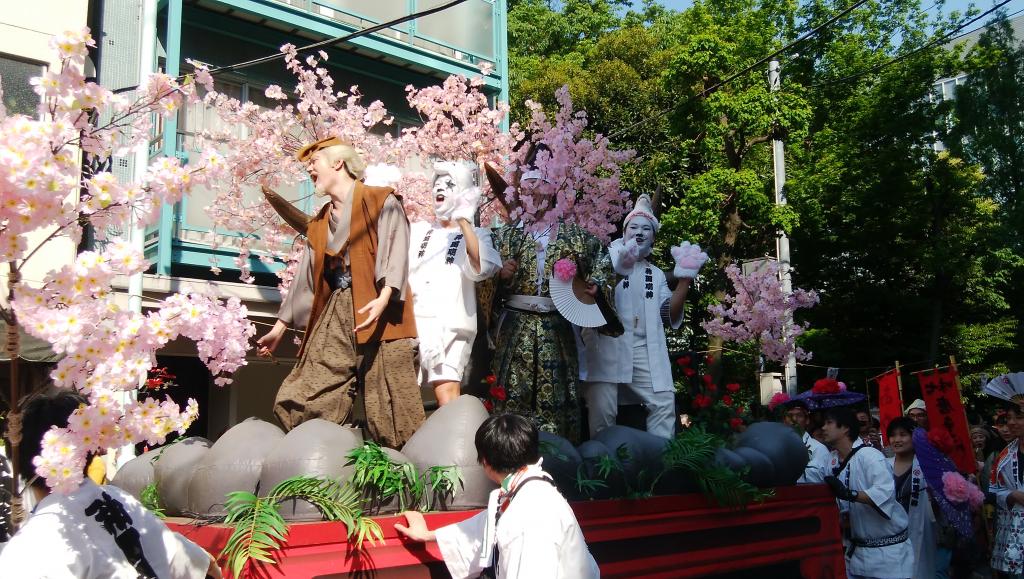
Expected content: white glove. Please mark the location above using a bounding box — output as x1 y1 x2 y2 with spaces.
609 237 640 276
451 186 481 223
671 241 708 279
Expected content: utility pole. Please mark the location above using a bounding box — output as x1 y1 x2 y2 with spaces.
769 59 798 396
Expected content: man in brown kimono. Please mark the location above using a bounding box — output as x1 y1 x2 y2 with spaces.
256 137 424 448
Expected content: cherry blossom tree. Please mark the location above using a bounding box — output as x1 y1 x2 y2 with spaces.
400 66 515 224
1 28 254 494
493 86 635 242
701 261 819 363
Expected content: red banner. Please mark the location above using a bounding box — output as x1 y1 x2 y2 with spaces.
875 369 902 446
917 367 977 474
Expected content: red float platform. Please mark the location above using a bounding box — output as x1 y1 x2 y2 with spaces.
167 484 844 578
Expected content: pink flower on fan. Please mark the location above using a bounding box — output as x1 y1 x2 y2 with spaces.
768 391 791 411
942 471 985 509
553 258 577 282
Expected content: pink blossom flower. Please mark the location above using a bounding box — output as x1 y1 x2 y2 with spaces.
553 258 577 282
941 471 985 509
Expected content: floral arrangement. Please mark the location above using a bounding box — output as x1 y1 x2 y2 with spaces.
767 391 791 411
553 258 577 283
941 471 985 509
481 373 506 412
811 378 841 395
674 353 749 436
702 261 819 364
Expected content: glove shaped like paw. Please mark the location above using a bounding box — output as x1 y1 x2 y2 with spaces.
610 237 641 276
451 186 482 223
671 241 708 279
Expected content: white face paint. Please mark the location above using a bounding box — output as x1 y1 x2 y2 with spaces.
625 216 656 258
432 174 458 220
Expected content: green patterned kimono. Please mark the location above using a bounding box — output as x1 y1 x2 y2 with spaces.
489 222 612 444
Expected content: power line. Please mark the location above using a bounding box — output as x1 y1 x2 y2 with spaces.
808 0 1018 89
113 0 470 94
608 0 870 140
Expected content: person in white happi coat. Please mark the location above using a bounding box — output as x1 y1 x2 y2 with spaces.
394 413 599 578
782 399 831 484
821 407 913 579
581 194 708 439
408 161 501 406
885 417 937 579
991 402 1024 576
0 387 219 578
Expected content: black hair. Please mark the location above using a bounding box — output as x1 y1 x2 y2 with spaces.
1003 401 1023 416
824 407 861 441
886 416 917 439
474 413 539 475
17 386 88 484
786 400 810 412
871 416 881 428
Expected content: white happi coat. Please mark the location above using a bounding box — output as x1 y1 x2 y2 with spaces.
581 256 681 390
0 480 210 578
434 463 600 579
830 440 914 578
886 455 937 579
799 430 832 484
991 439 1024 574
408 221 500 379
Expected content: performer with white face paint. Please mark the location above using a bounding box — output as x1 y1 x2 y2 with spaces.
581 194 708 439
408 162 501 405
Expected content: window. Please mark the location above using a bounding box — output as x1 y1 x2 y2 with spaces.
0 54 44 116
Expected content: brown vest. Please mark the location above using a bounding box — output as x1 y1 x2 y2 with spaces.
302 182 417 352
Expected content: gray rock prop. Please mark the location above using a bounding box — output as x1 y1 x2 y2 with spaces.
538 432 583 499
577 439 624 499
153 437 210 516
713 447 749 473
593 426 678 494
401 395 496 510
258 419 363 521
109 449 161 502
734 422 809 486
187 418 285 517
733 446 777 488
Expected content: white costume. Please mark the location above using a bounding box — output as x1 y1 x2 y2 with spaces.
408 161 500 385
581 195 706 440
886 455 937 579
434 462 599 579
799 430 832 484
991 438 1024 575
409 220 500 383
829 440 914 579
0 480 211 578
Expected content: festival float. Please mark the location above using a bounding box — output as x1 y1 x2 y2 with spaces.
1 30 845 578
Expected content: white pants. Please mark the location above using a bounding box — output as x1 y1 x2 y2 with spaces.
584 346 676 439
416 316 471 384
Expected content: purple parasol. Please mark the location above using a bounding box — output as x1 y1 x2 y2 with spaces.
786 390 867 411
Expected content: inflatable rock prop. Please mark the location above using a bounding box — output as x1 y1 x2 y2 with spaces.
577 439 625 499
735 422 808 486
538 432 583 499
109 448 161 502
733 446 777 488
188 418 285 517
593 426 680 494
259 419 363 521
401 395 495 509
153 437 211 516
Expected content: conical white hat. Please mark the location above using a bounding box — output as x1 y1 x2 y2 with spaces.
623 193 659 232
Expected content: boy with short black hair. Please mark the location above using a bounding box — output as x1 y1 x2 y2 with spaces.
395 413 599 578
821 407 912 579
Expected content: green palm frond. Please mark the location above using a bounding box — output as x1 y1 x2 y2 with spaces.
662 425 721 473
140 482 165 518
219 476 383 579
575 463 608 497
221 491 287 578
695 465 774 510
346 442 425 513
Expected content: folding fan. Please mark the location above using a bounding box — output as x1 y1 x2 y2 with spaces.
983 372 1024 405
549 275 608 328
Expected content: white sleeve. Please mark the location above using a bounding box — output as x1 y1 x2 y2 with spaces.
434 510 489 579
461 227 501 282
992 457 1013 510
859 452 897 519
0 511 82 578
